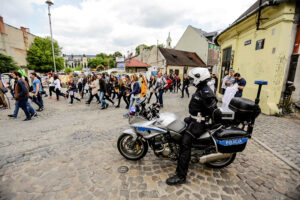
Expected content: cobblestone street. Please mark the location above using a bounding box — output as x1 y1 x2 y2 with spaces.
0 91 299 200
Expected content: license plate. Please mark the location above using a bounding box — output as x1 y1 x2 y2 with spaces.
216 138 248 146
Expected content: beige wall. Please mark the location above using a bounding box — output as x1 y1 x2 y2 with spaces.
175 25 208 64
0 22 36 67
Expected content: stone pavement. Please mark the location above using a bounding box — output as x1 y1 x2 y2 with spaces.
0 91 300 200
253 115 300 169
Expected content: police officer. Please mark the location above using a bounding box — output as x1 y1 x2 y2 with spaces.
166 67 220 185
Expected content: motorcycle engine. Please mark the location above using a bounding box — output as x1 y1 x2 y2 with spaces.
153 135 177 159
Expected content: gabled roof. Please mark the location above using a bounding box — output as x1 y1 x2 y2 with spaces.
158 47 206 67
189 26 218 42
125 58 151 67
234 0 271 23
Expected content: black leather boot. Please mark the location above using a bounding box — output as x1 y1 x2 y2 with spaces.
166 175 186 185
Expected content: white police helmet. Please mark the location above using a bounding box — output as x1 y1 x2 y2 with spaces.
188 67 211 86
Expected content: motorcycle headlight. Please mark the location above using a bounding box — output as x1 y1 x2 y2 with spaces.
129 107 136 116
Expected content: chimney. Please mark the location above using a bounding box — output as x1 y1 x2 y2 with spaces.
0 16 6 34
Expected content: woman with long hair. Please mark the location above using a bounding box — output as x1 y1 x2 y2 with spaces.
124 74 140 117
54 75 65 101
115 78 129 108
147 75 158 104
86 75 100 104
124 75 131 109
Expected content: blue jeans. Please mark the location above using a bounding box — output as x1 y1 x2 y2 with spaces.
100 92 107 108
32 92 43 108
18 98 31 119
158 89 164 105
13 100 36 117
128 96 140 112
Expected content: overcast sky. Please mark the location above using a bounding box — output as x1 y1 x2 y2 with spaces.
0 0 256 55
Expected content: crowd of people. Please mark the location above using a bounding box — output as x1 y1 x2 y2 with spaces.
0 68 245 120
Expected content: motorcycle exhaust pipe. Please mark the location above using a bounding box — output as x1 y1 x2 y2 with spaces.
199 153 231 164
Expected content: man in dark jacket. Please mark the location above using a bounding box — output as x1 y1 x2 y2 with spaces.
99 73 108 109
11 72 31 121
180 74 190 98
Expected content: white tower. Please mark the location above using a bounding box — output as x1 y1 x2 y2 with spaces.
166 32 172 48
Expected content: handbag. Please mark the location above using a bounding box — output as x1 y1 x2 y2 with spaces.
1 87 8 94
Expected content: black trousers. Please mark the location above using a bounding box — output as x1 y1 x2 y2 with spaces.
176 132 193 177
148 92 158 103
176 118 204 178
70 95 80 104
55 89 65 100
117 93 129 107
87 93 99 103
49 86 55 97
181 85 189 98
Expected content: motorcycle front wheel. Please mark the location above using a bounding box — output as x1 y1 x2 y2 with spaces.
205 153 236 168
117 134 148 161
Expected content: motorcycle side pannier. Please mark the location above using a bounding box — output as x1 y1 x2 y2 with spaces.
229 98 261 122
214 128 249 153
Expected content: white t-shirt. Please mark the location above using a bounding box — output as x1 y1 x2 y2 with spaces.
207 79 215 92
48 77 54 87
54 79 61 90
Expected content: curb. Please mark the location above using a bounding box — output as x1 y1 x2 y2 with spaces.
252 137 300 173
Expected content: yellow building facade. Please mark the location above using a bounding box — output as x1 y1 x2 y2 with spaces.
216 1 298 115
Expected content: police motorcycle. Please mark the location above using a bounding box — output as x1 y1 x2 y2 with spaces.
117 69 267 168
128 96 160 124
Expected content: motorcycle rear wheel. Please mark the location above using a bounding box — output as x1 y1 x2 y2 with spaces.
117 134 148 161
205 153 236 168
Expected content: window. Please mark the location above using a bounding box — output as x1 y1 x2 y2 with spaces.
171 54 177 59
255 39 265 50
219 47 232 93
175 69 179 76
187 56 193 60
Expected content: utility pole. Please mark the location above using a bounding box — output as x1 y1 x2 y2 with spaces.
46 0 56 73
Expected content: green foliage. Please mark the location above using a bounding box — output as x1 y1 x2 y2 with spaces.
64 67 73 73
89 52 120 69
112 51 122 59
26 37 64 72
74 65 83 71
0 53 19 73
135 44 164 55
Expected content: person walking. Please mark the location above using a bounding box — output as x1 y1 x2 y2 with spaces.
68 77 81 105
30 72 44 111
234 73 246 97
140 75 147 99
124 75 131 109
155 72 168 108
8 74 15 99
124 74 140 117
54 75 65 101
181 74 190 98
115 78 129 108
99 73 108 110
0 76 8 109
86 75 100 104
11 72 31 121
48 73 55 99
147 75 158 104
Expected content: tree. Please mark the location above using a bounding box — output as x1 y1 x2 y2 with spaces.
112 51 122 59
64 67 73 73
26 37 64 73
135 44 164 55
0 53 19 73
88 57 103 68
74 65 83 71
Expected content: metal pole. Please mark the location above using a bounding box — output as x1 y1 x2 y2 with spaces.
47 4 56 73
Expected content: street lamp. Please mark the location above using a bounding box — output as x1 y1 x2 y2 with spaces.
46 0 56 73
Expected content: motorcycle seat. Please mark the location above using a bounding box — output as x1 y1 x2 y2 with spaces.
229 98 259 112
